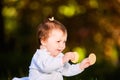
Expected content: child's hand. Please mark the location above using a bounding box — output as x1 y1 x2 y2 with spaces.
62 52 75 63
79 53 96 70
79 58 91 70
71 52 79 63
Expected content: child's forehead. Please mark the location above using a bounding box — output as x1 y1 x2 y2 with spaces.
50 30 67 41
48 29 67 38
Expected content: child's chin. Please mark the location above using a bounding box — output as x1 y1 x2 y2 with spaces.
52 55 58 57
53 53 60 57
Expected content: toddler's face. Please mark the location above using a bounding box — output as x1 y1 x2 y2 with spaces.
41 29 67 57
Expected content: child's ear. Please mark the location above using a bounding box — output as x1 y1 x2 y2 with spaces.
41 39 46 45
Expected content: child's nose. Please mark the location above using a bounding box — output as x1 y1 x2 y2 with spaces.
59 43 65 49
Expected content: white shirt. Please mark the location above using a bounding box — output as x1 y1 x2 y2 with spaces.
12 49 84 80
28 49 84 80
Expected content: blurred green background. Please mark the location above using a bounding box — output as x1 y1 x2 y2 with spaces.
0 0 120 80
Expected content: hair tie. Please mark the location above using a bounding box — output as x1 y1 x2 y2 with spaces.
48 17 54 21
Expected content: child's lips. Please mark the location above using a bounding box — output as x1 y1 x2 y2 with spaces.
57 49 62 52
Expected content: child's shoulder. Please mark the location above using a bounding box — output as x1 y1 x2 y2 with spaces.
35 49 50 56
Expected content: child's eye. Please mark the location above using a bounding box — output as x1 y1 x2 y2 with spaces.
57 41 60 43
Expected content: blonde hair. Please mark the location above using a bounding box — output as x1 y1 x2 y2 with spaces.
37 17 67 45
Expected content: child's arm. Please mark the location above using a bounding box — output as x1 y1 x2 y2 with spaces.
61 58 91 77
61 53 95 77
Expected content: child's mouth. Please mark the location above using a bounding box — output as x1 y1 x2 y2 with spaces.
57 49 62 53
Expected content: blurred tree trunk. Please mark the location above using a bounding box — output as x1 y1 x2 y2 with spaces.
0 1 5 51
